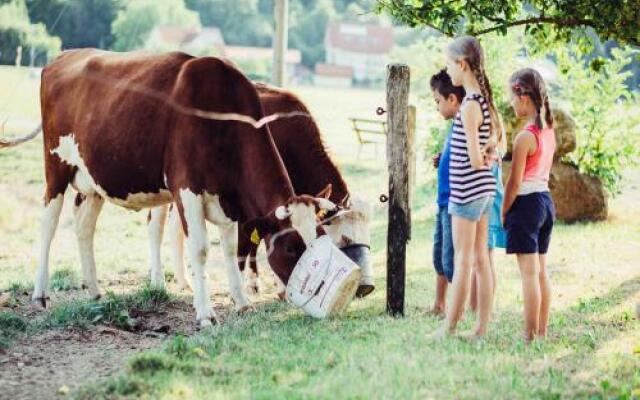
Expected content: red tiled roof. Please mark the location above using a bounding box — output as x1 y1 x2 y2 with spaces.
325 22 394 54
314 63 353 78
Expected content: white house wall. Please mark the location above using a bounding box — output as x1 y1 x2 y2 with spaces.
326 46 388 82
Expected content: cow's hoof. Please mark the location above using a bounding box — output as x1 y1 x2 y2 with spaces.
93 293 102 301
198 319 213 329
355 284 375 298
247 284 259 295
277 291 287 301
197 316 220 329
177 282 193 293
236 305 255 315
32 296 48 308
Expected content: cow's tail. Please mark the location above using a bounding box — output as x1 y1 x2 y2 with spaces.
0 122 43 148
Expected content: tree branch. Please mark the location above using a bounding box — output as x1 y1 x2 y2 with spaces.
467 3 505 24
471 16 593 36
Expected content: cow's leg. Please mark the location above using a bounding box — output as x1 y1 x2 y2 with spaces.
179 190 217 327
218 222 252 312
32 193 65 306
168 204 191 291
148 205 168 288
237 232 259 294
246 245 260 294
73 193 104 299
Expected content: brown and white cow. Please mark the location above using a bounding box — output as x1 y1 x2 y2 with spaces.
147 84 374 299
0 49 335 327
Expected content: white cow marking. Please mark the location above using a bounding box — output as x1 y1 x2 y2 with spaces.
287 202 318 245
53 134 172 211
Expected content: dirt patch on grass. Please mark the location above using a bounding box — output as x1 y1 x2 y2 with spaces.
0 270 286 400
0 327 160 399
0 284 204 400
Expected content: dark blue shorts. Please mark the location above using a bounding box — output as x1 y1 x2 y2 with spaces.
505 192 555 254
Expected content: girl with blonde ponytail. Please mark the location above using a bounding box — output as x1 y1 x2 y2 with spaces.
428 36 500 341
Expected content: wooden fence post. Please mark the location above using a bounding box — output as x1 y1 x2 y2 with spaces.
386 64 411 317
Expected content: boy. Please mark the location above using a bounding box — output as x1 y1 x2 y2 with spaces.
428 69 465 316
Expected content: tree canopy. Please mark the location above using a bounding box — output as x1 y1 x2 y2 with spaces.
375 0 640 48
26 0 123 49
111 0 201 51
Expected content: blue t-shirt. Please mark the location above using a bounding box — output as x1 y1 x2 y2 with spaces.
436 124 453 207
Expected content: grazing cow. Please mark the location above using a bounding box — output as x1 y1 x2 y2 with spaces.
149 84 375 298
0 49 335 327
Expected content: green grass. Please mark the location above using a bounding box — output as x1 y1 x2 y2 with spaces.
0 66 638 398
0 311 29 349
49 267 80 291
42 283 174 331
72 277 639 399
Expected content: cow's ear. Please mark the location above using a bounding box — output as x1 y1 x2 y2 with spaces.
315 184 332 199
242 217 277 243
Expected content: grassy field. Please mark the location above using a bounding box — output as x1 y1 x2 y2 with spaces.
0 66 638 399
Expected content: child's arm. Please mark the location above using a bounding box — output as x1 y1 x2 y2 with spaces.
502 131 536 220
460 101 485 169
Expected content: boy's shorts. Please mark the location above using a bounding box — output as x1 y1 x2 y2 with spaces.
488 226 507 249
449 195 493 222
505 192 555 254
433 205 454 282
488 192 507 250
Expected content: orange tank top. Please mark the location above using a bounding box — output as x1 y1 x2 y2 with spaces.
520 123 556 195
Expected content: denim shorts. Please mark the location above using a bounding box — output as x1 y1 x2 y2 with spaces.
505 192 555 254
433 205 454 282
448 196 494 222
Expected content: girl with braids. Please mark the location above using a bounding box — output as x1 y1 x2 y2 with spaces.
429 36 503 341
503 68 556 343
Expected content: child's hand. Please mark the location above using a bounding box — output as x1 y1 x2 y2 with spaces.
432 152 441 169
482 140 498 167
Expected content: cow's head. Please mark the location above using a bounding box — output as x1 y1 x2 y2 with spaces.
242 193 337 283
320 195 374 296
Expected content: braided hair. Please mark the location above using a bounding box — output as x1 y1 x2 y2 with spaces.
509 68 554 130
447 36 504 150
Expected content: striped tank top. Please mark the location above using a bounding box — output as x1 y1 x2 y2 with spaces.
449 93 497 204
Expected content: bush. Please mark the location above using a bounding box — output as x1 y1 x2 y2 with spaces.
554 45 640 195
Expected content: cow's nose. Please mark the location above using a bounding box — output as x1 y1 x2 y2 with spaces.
342 245 369 268
341 245 374 298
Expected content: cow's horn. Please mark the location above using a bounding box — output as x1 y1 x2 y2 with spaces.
315 198 337 211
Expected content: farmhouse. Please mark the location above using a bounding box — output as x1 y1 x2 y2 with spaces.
322 21 394 86
145 26 225 56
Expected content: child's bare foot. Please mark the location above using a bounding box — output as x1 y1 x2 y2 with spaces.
424 306 446 318
426 327 452 341
459 330 485 344
522 331 535 344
